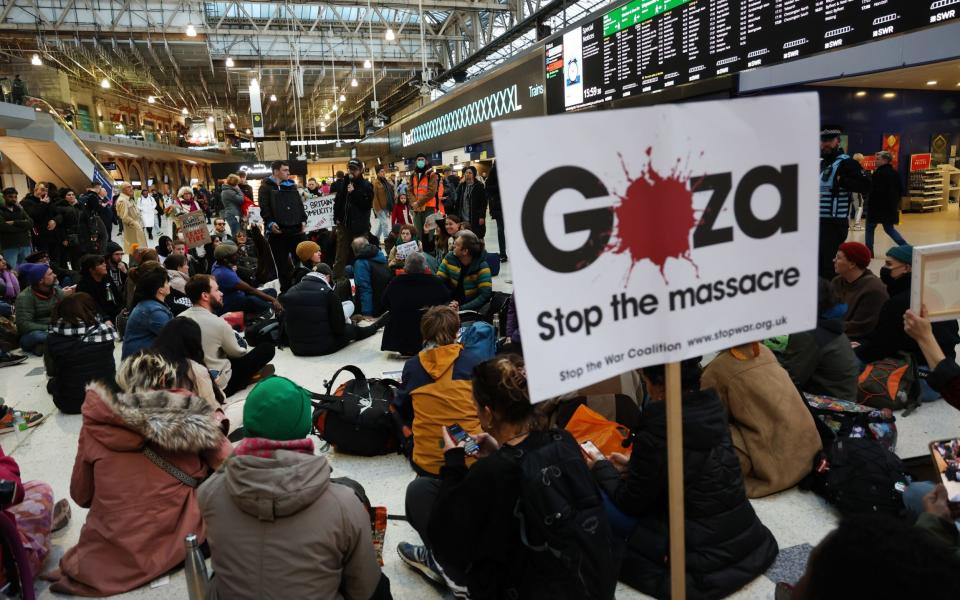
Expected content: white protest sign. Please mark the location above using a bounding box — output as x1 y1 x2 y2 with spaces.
247 207 263 226
395 241 419 261
492 93 820 402
305 194 336 232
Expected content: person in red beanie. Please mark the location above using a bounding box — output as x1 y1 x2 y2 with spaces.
830 241 888 341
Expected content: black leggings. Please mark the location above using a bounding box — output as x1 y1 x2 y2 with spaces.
224 342 276 396
405 477 442 549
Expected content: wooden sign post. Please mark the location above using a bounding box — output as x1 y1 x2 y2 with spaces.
665 361 686 599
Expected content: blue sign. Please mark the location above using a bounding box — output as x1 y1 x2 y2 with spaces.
93 169 113 200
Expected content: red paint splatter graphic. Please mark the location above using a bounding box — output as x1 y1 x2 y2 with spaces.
607 148 700 283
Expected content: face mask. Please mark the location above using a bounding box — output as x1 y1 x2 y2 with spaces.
416 160 426 169
879 267 895 287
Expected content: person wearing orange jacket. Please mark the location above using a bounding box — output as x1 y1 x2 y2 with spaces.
410 153 441 239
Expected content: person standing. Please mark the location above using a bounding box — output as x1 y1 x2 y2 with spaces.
453 166 487 239
21 183 60 262
259 161 307 292
819 129 870 279
138 188 156 241
865 150 907 256
1 187 33 268
114 183 147 255
54 189 86 271
372 166 394 241
485 165 506 262
11 75 26 105
410 154 440 240
332 158 374 279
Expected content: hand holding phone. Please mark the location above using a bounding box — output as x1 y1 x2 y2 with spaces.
447 424 480 455
580 440 605 462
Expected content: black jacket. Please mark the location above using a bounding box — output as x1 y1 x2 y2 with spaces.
334 176 374 236
453 181 488 228
485 166 501 220
867 163 902 225
259 178 306 235
279 274 349 356
856 275 959 367
76 274 123 320
593 389 778 599
44 332 116 414
21 194 60 246
380 273 450 355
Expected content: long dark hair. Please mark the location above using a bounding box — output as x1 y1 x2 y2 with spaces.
131 267 169 308
152 317 205 365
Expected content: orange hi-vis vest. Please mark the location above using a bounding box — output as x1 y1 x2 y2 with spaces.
412 171 444 212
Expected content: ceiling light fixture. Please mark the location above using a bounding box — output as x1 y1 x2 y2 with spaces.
332 103 338 111
270 94 277 102
855 91 867 97
147 95 156 103
225 57 234 68
250 78 259 89
182 107 189 115
926 80 938 86
385 28 395 41
321 125 327 132
186 24 197 37
228 122 236 129
350 78 358 87
207 116 214 123
882 92 896 99
31 53 42 66
363 59 372 69
245 128 251 134
100 78 111 88
339 93 346 102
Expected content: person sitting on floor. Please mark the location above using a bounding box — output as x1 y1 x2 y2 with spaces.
701 342 822 498
380 253 450 357
198 376 392 600
44 292 117 414
280 265 386 357
393 306 484 477
164 254 191 295
76 254 123 322
589 358 779 598
387 225 423 270
351 236 391 317
779 278 860 401
181 274 276 397
437 231 492 313
211 243 281 316
292 240 322 286
830 241 888 341
14 262 66 356
121 266 173 359
47 352 231 597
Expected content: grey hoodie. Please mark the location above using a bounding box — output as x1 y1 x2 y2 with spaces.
198 450 383 600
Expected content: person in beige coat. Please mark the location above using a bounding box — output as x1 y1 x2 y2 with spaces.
114 183 148 254
701 342 822 498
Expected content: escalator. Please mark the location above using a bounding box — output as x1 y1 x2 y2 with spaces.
0 97 114 191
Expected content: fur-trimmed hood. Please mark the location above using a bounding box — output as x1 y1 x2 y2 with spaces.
82 381 224 453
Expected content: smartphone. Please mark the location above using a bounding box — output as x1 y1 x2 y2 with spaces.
447 424 480 455
929 438 960 503
580 440 605 462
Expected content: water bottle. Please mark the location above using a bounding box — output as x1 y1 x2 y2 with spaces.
12 411 26 432
184 534 209 600
493 313 501 336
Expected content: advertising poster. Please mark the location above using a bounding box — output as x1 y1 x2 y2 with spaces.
563 28 584 108
177 211 211 249
304 195 336 232
882 133 900 170
493 93 820 401
910 153 933 172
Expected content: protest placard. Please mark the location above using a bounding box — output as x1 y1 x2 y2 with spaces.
395 241 419 261
305 194 336 232
177 211 211 249
492 93 820 402
911 242 960 322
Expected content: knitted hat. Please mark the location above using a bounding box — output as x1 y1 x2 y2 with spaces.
214 242 238 260
296 240 320 263
886 244 914 266
243 376 312 441
105 241 123 256
838 242 871 269
18 262 50 286
348 158 363 170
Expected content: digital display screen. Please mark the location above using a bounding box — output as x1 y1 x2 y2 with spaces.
546 0 960 114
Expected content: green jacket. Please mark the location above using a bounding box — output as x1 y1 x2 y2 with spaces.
15 286 65 336
0 203 34 249
915 513 960 560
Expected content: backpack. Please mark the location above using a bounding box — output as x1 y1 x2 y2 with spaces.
801 437 908 517
508 430 617 600
804 393 897 452
857 353 920 413
244 311 283 347
460 320 496 360
272 184 306 229
311 365 405 456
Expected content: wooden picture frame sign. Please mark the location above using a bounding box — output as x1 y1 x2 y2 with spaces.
911 242 960 323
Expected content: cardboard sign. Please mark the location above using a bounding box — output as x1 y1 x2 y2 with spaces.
177 211 211 249
395 240 419 261
247 207 263 226
492 93 819 401
911 242 960 323
910 153 933 172
305 194 336 232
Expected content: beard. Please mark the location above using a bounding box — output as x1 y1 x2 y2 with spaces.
211 297 224 312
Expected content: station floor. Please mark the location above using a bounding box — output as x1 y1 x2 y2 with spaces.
3 205 960 599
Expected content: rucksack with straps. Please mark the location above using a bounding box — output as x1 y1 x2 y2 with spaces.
804 393 897 452
311 365 407 456
507 430 617 600
271 182 307 229
857 353 920 414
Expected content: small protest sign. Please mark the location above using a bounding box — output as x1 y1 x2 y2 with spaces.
247 207 263 226
395 241 419 261
177 211 211 249
492 93 820 401
305 194 336 232
911 242 960 322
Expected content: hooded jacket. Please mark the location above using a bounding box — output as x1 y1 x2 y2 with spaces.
593 389 779 599
394 344 484 475
352 243 391 316
380 273 450 356
44 320 117 414
0 201 33 249
334 175 374 236
198 449 384 600
280 273 350 356
52 383 231 597
781 313 860 401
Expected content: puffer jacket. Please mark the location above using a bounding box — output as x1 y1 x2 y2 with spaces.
280 273 349 356
51 383 231 596
352 243 392 317
380 273 450 356
593 389 779 599
44 320 118 414
198 442 386 600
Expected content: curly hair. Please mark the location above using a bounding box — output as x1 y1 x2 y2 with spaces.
472 354 541 427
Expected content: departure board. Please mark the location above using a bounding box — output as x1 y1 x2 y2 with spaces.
545 0 960 113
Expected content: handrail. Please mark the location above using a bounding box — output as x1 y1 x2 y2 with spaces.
23 96 116 188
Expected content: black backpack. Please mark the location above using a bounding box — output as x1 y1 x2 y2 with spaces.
272 184 307 229
245 310 284 347
802 437 908 518
311 365 405 456
507 430 617 600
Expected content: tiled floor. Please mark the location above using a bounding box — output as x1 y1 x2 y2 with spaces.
3 205 959 599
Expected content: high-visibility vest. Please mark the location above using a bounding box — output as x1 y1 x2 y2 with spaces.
412 171 443 211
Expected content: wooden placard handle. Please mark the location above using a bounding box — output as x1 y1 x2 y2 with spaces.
666 361 686 599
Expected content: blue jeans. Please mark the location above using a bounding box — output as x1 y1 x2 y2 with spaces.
223 288 276 315
0 301 11 318
373 210 390 239
2 246 32 269
19 330 47 356
602 491 639 539
865 222 907 255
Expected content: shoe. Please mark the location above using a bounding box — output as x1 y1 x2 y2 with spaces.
500 256 508 263
365 310 390 330
0 409 47 435
0 353 27 368
250 364 276 384
51 499 71 532
397 542 443 585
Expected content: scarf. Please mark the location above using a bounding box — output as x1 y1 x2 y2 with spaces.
234 437 315 458
31 285 53 301
0 270 19 301
48 319 118 343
